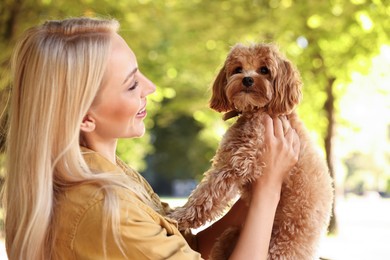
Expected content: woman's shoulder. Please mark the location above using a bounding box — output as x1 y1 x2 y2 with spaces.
54 181 167 231
52 183 185 258
55 181 146 222
54 183 106 236
53 184 144 245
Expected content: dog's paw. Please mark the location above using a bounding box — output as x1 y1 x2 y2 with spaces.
168 206 207 230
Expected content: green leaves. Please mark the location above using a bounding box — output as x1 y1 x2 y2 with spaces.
0 0 388 190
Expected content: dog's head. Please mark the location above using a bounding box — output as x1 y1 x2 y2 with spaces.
210 43 302 118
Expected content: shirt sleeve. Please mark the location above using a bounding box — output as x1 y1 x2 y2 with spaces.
181 228 199 252
160 201 199 251
73 195 203 260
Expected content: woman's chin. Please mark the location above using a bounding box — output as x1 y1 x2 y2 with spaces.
128 126 146 138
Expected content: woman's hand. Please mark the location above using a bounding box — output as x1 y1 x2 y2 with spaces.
253 115 300 196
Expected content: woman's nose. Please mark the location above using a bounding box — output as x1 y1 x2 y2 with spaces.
140 72 156 96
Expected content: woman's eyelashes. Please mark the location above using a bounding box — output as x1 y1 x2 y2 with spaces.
128 80 139 91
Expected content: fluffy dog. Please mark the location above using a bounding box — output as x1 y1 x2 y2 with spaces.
169 43 334 259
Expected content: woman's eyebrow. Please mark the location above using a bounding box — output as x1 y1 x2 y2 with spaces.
122 67 138 84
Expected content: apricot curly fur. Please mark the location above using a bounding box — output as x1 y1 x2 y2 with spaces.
168 43 333 260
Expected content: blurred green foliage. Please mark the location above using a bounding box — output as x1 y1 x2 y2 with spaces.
0 0 389 197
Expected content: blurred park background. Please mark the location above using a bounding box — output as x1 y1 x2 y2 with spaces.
0 0 389 259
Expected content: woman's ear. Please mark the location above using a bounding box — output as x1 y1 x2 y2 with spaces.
80 115 96 132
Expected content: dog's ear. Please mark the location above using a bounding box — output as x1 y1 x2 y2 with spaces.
267 58 302 115
209 64 233 112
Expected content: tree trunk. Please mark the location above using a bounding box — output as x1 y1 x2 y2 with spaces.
0 0 23 41
324 77 338 234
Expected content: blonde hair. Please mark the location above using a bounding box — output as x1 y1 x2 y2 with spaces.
2 17 159 259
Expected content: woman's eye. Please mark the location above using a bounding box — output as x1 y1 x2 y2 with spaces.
128 80 139 91
233 67 243 74
259 66 270 75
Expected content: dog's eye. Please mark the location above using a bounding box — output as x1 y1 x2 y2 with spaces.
259 66 270 75
233 67 243 74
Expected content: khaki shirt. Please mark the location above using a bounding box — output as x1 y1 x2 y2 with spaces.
52 148 202 259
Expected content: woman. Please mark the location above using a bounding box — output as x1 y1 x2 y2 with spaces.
2 17 299 259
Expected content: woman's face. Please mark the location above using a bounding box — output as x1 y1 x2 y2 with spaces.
87 33 156 141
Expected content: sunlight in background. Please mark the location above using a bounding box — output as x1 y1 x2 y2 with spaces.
339 45 389 140
335 44 390 192
323 44 390 259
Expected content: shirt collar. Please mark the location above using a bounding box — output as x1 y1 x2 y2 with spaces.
80 146 124 174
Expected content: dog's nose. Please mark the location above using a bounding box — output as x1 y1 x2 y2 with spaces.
242 77 254 87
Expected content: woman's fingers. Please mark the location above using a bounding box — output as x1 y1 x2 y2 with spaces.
284 126 300 164
273 117 284 138
263 114 273 140
263 115 300 156
292 130 300 160
263 115 289 141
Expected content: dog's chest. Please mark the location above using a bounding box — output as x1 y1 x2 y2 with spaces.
222 113 265 149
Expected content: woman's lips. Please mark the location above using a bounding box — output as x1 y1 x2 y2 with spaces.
137 105 147 118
